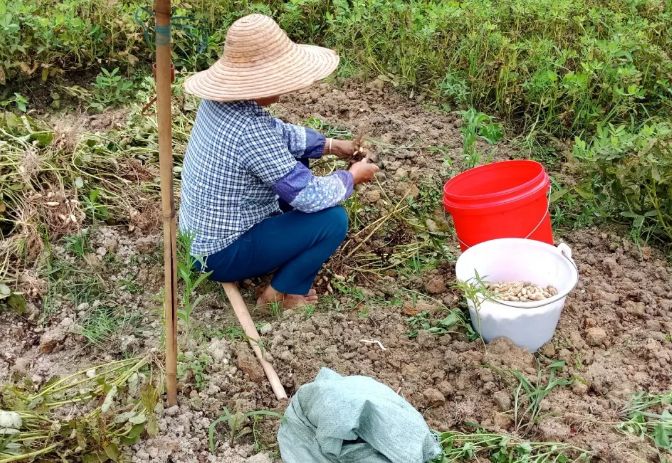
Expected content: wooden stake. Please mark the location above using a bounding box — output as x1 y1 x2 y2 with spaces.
154 0 178 406
222 283 288 400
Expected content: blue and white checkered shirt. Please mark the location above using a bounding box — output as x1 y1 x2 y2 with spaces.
179 100 354 256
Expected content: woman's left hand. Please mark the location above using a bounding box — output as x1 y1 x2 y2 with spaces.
326 139 359 159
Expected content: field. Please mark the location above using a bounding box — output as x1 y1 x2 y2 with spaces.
1 1 672 463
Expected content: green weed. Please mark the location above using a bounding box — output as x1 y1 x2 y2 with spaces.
89 67 135 111
80 304 130 344
304 116 353 139
302 304 316 319
176 232 212 333
177 351 212 391
406 309 477 341
63 230 90 258
208 407 282 451
435 427 591 462
268 301 283 319
459 108 503 169
574 121 672 245
512 360 572 434
619 391 672 452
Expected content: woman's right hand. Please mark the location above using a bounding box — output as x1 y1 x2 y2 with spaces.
348 158 380 185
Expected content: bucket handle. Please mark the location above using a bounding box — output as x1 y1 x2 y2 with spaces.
456 185 553 250
475 242 579 309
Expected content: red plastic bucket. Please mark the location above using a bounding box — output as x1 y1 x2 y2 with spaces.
443 160 553 251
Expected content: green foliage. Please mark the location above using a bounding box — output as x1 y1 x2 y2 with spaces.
435 427 591 462
324 0 672 137
512 360 572 434
574 121 672 244
5 0 671 140
406 309 477 341
176 231 212 332
81 305 131 345
619 391 672 452
64 230 90 258
459 108 503 168
89 68 135 112
177 351 211 391
208 407 282 451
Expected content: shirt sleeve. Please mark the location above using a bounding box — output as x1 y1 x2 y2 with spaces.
241 120 299 186
271 118 326 159
272 163 354 213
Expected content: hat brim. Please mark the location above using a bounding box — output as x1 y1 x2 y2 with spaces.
184 44 339 101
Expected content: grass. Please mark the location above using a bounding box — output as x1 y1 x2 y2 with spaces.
80 304 131 345
619 391 672 452
511 360 572 434
435 427 591 462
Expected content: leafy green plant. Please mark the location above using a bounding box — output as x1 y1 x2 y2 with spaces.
619 391 672 451
435 427 591 462
459 108 503 168
64 230 90 258
512 360 572 434
0 93 28 112
439 72 469 109
89 68 134 111
406 309 477 341
455 271 492 339
177 351 211 391
208 407 282 451
574 122 672 245
82 189 110 223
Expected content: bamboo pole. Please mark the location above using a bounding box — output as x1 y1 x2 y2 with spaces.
154 0 178 406
222 283 288 400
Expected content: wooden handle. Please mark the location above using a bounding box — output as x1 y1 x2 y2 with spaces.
222 283 288 400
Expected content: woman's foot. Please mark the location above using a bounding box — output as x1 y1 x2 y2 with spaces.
257 285 318 310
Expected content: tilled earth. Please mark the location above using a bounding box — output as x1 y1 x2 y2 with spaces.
1 80 671 463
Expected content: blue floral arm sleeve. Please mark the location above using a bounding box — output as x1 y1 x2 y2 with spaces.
272 163 354 213
271 118 326 159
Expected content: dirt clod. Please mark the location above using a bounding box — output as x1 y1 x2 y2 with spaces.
423 388 446 405
235 347 265 382
39 327 67 353
424 276 447 295
585 327 607 347
492 391 512 412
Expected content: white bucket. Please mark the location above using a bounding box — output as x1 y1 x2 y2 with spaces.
455 238 579 352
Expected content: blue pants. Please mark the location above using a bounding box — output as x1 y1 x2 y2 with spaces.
199 206 348 295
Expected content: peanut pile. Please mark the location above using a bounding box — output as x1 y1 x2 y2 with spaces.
485 281 558 302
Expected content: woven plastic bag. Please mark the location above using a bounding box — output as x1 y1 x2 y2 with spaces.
278 368 441 463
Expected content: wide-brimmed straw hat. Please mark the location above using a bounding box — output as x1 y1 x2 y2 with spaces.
184 14 339 101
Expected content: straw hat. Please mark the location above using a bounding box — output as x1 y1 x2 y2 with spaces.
184 14 339 101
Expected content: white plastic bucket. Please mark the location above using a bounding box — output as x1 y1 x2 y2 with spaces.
455 238 579 352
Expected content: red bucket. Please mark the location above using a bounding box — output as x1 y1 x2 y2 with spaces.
443 160 553 251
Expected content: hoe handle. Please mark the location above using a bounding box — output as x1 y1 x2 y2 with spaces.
221 283 288 400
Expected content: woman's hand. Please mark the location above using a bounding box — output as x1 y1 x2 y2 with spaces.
348 158 379 185
326 138 359 159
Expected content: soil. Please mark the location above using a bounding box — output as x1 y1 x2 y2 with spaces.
2 79 671 463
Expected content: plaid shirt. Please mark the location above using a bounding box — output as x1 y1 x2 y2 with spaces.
179 100 353 256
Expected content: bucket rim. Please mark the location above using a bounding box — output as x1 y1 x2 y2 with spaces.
455 239 579 311
443 160 547 204
444 174 549 212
